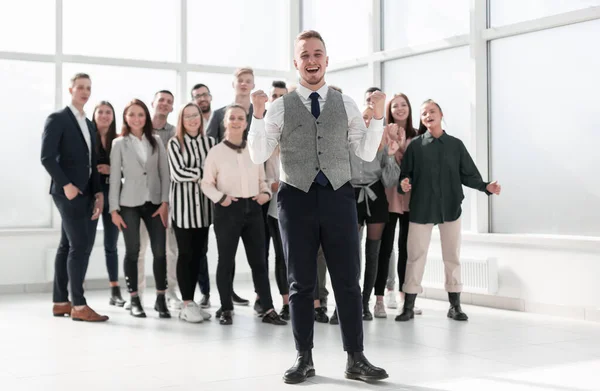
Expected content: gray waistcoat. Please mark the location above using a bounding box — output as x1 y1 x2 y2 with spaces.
280 88 350 192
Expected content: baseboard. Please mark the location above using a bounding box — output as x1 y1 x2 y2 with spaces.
421 287 598 323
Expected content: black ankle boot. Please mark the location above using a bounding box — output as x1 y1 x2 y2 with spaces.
362 299 373 321
283 350 315 384
345 352 388 381
130 295 146 318
329 309 339 325
448 292 468 321
395 293 417 322
154 293 171 319
109 286 126 307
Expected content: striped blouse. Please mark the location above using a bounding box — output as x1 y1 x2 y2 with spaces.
167 133 216 229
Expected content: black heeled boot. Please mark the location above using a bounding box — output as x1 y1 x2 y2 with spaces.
395 293 416 321
283 350 315 384
448 292 468 321
130 295 146 318
154 293 171 319
109 286 126 307
345 352 388 381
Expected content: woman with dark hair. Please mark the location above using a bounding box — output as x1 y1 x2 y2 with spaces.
373 93 422 318
92 101 125 307
167 103 215 323
201 104 286 327
397 99 501 322
109 99 170 319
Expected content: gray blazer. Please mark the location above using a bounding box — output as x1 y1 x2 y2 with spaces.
109 135 170 212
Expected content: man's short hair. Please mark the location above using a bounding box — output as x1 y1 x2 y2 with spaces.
295 30 326 50
190 83 210 98
271 80 287 90
365 87 381 95
154 90 174 99
70 73 90 87
234 67 254 78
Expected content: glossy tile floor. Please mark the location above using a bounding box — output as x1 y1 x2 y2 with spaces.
1 285 599 391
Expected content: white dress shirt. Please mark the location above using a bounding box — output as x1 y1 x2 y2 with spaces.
68 104 92 176
130 135 152 201
247 83 384 164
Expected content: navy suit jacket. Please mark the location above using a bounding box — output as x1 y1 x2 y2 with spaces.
41 106 101 197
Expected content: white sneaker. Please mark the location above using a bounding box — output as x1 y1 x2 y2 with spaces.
374 302 387 318
166 290 183 310
385 290 398 309
198 307 212 321
179 302 204 323
414 306 423 315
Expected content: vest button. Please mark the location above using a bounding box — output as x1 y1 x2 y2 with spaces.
318 151 322 155
143 172 147 175
315 167 319 171
317 136 322 139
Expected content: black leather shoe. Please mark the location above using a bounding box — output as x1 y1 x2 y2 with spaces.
283 350 315 384
262 310 287 325
448 292 468 321
315 307 329 323
109 286 126 307
154 294 171 319
362 306 373 321
254 299 265 317
329 309 339 325
345 352 388 382
130 295 146 318
200 294 210 309
279 304 290 320
320 298 328 312
216 307 234 318
219 310 233 325
232 291 249 306
395 293 416 322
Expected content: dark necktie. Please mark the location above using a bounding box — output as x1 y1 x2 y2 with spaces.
310 92 328 186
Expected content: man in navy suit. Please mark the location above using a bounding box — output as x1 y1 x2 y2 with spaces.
41 73 108 322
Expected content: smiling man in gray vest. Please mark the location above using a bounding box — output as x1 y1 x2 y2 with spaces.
248 30 388 384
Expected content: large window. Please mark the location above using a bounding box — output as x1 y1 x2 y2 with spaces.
63 64 178 131
490 0 600 26
0 0 55 54
63 0 180 62
383 46 473 231
302 0 372 64
490 20 600 236
0 60 55 228
383 0 470 50
327 66 370 108
187 0 290 70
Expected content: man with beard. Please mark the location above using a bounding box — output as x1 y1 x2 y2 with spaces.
191 83 214 130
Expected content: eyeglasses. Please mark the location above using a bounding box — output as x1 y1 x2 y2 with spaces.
183 113 201 120
193 93 211 99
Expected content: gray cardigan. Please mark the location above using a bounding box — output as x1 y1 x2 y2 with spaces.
109 135 170 212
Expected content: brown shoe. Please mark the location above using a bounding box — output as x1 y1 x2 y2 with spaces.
71 306 109 322
52 302 72 317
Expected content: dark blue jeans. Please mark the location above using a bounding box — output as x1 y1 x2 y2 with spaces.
52 194 99 306
100 188 120 282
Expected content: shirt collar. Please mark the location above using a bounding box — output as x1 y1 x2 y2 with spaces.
423 129 447 143
68 104 85 119
296 83 329 101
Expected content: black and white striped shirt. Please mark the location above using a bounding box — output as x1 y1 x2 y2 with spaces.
167 133 216 229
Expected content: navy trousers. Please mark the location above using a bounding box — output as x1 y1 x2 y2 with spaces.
278 181 363 352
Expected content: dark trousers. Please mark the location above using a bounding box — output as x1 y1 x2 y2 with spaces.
52 194 99 306
375 212 410 295
120 202 167 293
173 225 210 301
267 215 289 296
278 182 363 352
101 188 119 282
214 199 274 312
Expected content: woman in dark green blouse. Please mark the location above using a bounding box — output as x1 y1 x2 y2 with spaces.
396 100 501 322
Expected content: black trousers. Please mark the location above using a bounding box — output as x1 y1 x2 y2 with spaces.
375 212 410 295
278 182 363 352
267 215 289 296
120 202 167 293
52 194 98 306
173 225 210 301
213 199 274 312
